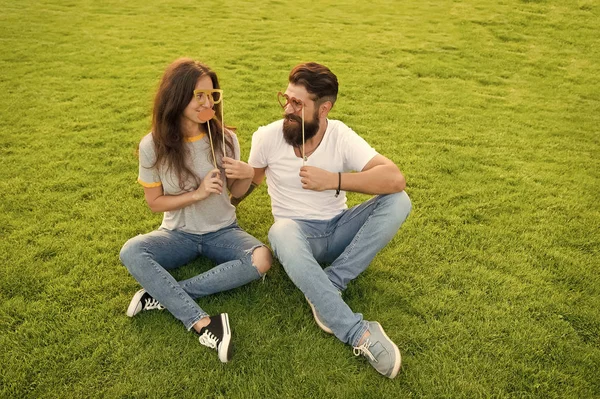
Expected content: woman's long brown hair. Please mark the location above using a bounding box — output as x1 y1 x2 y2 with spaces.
151 58 234 190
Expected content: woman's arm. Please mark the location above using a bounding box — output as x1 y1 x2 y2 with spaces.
143 168 223 213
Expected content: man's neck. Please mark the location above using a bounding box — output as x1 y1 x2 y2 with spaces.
304 118 328 149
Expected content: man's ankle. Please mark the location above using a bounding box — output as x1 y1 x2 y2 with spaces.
358 330 371 346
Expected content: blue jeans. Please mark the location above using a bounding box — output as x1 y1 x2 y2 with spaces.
120 221 266 330
268 192 411 347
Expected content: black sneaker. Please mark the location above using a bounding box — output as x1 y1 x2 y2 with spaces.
197 313 232 363
126 289 164 317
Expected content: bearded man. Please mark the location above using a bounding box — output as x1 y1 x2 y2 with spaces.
243 62 411 378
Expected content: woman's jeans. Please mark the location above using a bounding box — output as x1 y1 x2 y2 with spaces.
120 221 265 330
268 192 411 347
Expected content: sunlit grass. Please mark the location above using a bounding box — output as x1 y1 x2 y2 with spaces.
1 0 599 398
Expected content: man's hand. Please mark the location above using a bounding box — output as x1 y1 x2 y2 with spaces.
299 166 336 191
223 157 254 180
192 169 223 200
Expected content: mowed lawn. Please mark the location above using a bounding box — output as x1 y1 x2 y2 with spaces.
0 0 598 398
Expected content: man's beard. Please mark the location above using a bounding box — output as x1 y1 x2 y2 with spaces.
282 111 320 147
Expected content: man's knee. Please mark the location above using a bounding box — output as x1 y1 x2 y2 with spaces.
384 191 412 222
268 219 307 263
268 219 301 247
251 246 272 275
394 191 412 216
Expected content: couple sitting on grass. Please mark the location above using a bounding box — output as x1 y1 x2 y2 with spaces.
119 58 411 379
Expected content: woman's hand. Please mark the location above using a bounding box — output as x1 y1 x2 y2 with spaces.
192 169 223 201
223 157 254 181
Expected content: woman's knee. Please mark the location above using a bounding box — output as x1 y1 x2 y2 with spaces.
251 246 272 275
119 236 145 271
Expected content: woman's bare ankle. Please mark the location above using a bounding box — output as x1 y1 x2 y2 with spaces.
192 316 211 333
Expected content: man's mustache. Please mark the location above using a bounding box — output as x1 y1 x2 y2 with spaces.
284 114 302 123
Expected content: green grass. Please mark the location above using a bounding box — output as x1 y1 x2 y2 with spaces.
1 0 599 397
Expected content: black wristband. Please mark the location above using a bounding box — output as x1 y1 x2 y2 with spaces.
335 172 341 197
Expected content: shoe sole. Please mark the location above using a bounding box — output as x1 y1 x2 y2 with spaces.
305 296 333 334
218 313 232 363
373 322 401 378
126 289 146 317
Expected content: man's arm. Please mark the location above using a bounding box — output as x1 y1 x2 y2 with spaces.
342 154 406 194
230 167 266 206
299 155 405 195
222 157 255 199
252 167 266 186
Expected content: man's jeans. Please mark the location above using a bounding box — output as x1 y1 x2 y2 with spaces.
120 221 265 330
268 192 411 347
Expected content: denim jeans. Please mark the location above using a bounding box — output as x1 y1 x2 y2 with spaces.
120 221 265 330
268 191 411 347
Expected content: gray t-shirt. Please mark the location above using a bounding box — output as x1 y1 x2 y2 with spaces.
137 131 240 234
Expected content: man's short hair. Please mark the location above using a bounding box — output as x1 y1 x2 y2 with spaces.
289 62 338 106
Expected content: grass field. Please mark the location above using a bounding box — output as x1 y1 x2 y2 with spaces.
1 0 599 397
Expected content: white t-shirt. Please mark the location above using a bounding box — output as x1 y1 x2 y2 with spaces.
137 131 239 234
248 119 378 221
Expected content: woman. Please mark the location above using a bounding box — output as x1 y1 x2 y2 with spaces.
119 58 271 363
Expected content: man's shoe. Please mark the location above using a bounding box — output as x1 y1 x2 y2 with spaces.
353 322 401 378
198 313 232 363
305 296 333 334
126 289 164 317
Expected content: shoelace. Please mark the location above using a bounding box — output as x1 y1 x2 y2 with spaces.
353 339 377 362
198 330 220 349
143 297 164 311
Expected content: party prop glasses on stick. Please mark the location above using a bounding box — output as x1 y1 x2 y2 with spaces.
277 92 306 165
194 89 225 169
